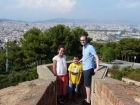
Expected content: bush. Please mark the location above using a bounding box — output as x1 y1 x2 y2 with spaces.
0 68 38 89
122 66 133 76
108 68 123 80
127 72 140 81
109 66 140 82
111 72 123 80
66 56 73 61
112 64 120 70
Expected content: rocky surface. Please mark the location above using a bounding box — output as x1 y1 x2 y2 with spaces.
0 79 56 105
0 83 31 105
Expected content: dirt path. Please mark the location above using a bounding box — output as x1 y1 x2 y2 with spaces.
0 82 33 105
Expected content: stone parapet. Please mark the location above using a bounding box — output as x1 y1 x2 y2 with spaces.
37 64 54 80
16 79 56 105
0 79 56 105
1 61 140 105
92 77 140 105
122 77 140 86
0 62 57 105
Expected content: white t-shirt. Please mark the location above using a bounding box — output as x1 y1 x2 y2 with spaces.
52 55 67 76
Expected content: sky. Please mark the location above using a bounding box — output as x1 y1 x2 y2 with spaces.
0 0 140 23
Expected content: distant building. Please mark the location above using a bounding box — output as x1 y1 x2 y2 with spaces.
132 28 137 33
138 24 140 31
0 40 2 44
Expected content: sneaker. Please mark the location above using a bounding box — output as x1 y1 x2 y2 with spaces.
68 99 72 105
57 99 64 105
81 100 86 104
74 99 79 104
81 100 91 105
61 98 66 103
57 101 64 105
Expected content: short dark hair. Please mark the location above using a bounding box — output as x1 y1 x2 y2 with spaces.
80 35 87 40
58 45 65 50
72 55 79 59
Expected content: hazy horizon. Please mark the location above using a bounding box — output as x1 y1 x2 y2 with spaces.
0 0 140 24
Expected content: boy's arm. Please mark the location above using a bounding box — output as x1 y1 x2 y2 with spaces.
69 71 73 84
77 72 82 85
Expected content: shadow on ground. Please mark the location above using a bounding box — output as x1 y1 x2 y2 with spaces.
62 94 85 105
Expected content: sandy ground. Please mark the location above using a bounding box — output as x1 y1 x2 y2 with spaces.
0 83 32 105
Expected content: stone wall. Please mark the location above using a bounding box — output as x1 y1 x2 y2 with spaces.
37 81 56 105
92 77 140 105
1 62 140 105
0 62 57 105
37 64 56 105
15 79 56 105
122 77 140 86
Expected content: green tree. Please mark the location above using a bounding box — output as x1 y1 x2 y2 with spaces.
21 28 47 65
44 25 88 60
44 24 72 59
119 38 140 62
91 42 103 56
70 26 88 57
100 46 107 58
7 41 24 71
102 47 116 63
0 49 5 72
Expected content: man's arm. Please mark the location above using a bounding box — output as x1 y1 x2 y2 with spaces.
79 58 82 63
94 54 99 73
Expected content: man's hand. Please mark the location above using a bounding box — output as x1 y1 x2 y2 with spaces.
94 54 99 73
94 68 99 73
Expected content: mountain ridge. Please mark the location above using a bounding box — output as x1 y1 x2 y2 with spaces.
0 18 138 25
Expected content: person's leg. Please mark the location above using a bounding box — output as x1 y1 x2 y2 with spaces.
74 84 79 99
85 86 91 103
62 75 68 95
68 83 73 100
82 69 93 104
57 94 65 104
69 84 73 100
68 83 73 104
74 84 79 104
69 94 72 100
61 75 68 102
57 76 64 104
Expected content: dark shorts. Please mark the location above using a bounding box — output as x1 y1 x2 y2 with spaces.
83 68 94 87
68 84 79 94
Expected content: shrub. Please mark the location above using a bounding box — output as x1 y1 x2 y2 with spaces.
122 66 133 76
108 68 123 80
0 68 38 89
127 73 140 82
112 64 120 70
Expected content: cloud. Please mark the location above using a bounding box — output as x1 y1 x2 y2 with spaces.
118 0 140 8
125 2 140 8
11 0 76 13
47 0 76 13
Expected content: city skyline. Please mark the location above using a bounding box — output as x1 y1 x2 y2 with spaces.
0 0 140 24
